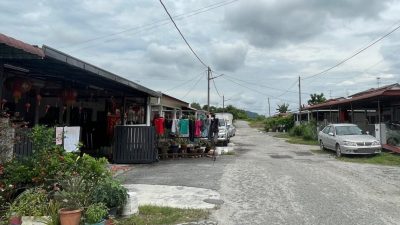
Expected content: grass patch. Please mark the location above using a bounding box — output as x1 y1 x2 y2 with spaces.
116 205 210 225
274 132 318 146
337 152 400 166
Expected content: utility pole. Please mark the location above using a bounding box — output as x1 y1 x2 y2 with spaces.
298 76 302 122
268 97 271 117
207 67 211 112
377 77 381 88
223 95 225 114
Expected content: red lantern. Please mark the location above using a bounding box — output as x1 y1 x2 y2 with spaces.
62 89 78 106
5 77 32 103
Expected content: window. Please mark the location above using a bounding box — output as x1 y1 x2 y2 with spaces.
335 126 362 135
322 126 331 134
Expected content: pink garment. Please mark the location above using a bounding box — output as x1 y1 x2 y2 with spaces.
195 120 202 137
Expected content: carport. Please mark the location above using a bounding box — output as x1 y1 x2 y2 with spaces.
303 84 400 153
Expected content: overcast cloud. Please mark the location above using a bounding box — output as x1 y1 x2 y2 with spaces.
1 0 400 114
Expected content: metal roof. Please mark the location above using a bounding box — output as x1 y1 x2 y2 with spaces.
42 45 160 97
304 83 400 110
0 33 160 97
0 33 44 58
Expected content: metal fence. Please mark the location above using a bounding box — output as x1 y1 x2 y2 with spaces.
113 125 157 164
13 129 33 158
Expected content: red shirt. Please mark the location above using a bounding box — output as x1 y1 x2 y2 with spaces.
154 117 165 135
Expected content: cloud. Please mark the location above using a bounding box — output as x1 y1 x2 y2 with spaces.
210 41 249 72
224 0 391 48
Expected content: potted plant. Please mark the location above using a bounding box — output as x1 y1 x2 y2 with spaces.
55 176 90 225
8 188 49 225
90 177 128 217
84 203 108 225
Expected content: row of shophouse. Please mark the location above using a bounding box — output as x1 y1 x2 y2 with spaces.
296 83 400 153
0 33 199 163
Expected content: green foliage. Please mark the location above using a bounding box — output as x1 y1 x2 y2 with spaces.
90 177 128 208
276 103 290 113
307 93 326 106
289 121 317 141
190 102 202 110
85 203 108 224
29 125 55 153
9 188 49 216
264 116 294 132
54 175 91 210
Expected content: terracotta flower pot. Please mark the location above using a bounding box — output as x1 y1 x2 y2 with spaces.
9 215 22 225
59 208 82 225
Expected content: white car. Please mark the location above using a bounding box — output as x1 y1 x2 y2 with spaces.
318 123 381 157
217 119 230 146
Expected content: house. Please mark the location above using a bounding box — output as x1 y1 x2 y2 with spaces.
0 33 162 163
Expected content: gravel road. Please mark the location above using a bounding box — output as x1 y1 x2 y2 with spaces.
212 121 400 225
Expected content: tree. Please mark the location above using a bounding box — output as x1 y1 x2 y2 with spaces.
276 103 289 114
307 93 326 106
190 102 202 110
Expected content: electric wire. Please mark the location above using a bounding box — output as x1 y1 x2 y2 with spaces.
182 73 204 99
212 78 222 97
62 0 239 50
274 79 299 98
302 22 400 80
221 76 299 104
159 0 208 68
164 69 206 93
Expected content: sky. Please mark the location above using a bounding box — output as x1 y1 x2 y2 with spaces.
1 0 400 115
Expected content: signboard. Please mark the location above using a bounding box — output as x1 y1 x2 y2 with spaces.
56 126 81 152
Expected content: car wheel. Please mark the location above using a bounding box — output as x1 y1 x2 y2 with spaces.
335 144 342 158
319 140 325 150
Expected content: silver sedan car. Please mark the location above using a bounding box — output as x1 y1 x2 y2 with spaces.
318 124 381 157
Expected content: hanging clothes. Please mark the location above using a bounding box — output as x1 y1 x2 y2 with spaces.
179 119 189 137
195 119 202 137
154 117 165 135
202 117 211 138
189 119 195 142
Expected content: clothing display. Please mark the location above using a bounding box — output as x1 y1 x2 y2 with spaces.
195 119 202 137
202 118 211 138
154 117 165 135
178 119 189 137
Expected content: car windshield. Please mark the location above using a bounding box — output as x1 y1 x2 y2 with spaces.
335 126 362 135
218 120 226 126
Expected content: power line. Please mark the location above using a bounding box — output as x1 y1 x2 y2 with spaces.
302 22 400 80
62 0 239 50
221 73 312 95
159 0 208 68
212 78 222 97
274 79 298 98
221 76 299 104
182 73 204 98
164 69 206 93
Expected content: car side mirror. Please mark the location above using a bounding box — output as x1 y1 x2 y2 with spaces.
328 132 334 136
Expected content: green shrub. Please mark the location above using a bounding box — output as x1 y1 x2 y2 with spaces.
289 121 317 140
90 177 128 209
85 203 108 224
264 116 294 132
9 188 49 216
